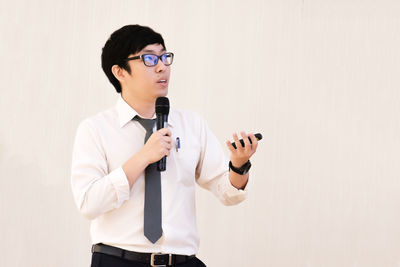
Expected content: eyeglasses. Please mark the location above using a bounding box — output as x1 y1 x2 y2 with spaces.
125 52 174 67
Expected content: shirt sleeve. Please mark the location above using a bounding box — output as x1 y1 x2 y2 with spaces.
70 119 130 220
194 116 249 206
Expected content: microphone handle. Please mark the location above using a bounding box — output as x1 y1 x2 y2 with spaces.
156 114 168 129
158 157 166 171
157 114 168 171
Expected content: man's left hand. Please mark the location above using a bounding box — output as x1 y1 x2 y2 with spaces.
226 131 258 168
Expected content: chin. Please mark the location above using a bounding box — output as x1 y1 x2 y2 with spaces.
157 89 169 97
150 91 168 102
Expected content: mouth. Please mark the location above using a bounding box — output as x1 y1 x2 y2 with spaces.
157 79 167 83
157 79 168 88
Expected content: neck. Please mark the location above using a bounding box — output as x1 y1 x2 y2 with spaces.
121 91 155 119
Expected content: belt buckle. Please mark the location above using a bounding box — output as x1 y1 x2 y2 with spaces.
150 253 172 266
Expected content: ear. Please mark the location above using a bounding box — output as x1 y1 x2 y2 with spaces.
111 65 127 83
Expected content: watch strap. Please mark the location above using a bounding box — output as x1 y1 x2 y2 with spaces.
229 160 251 175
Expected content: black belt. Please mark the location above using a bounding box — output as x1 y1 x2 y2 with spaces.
92 243 196 266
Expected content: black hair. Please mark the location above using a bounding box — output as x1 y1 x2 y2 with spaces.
101 24 166 93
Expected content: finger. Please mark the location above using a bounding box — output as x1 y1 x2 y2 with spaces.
160 138 172 148
233 133 243 150
161 146 170 155
249 133 258 152
240 131 251 155
226 140 236 153
162 135 172 144
158 128 171 136
240 131 251 149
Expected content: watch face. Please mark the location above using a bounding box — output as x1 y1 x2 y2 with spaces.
241 162 251 174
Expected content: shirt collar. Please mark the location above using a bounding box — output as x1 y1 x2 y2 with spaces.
116 95 174 128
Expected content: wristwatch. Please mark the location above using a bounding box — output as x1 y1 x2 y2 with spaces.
229 160 251 175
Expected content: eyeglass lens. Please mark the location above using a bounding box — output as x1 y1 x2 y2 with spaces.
143 53 173 66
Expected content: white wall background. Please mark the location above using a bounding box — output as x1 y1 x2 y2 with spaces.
1 0 400 266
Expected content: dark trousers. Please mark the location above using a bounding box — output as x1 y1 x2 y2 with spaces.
91 252 207 267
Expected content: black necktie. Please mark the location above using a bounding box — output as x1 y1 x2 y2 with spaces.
133 116 162 243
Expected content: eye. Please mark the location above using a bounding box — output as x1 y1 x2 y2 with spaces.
143 54 156 63
162 53 173 65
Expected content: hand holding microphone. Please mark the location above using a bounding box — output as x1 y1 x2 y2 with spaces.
141 128 172 164
139 97 171 168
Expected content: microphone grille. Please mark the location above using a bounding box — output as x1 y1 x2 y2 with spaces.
155 97 170 115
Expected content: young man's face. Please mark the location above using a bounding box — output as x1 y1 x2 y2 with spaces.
122 43 171 102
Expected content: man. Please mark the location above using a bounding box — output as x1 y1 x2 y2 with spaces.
71 24 258 267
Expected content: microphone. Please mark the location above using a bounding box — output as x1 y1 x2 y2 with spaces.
156 97 170 171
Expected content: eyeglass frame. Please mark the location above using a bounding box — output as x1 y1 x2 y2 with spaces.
124 52 174 67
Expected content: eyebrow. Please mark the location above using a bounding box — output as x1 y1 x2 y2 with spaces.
142 48 166 53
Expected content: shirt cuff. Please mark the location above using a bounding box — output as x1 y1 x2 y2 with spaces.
108 167 130 207
226 175 248 193
219 172 249 205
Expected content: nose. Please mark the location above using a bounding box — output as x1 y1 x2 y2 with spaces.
155 58 167 73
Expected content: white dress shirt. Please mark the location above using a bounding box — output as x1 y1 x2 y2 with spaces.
71 95 248 255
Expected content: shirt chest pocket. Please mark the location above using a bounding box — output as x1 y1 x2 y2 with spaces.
171 134 201 179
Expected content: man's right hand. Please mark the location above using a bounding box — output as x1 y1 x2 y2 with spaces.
123 128 172 188
139 128 172 165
